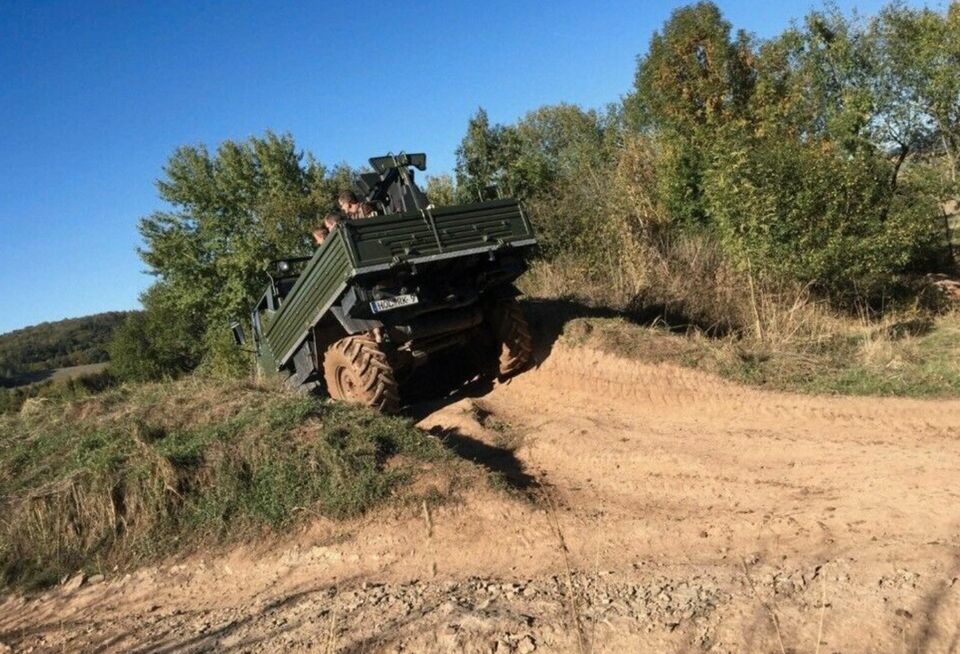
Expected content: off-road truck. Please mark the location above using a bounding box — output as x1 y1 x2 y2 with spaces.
237 153 536 413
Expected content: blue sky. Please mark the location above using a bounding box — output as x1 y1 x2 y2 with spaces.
0 0 931 334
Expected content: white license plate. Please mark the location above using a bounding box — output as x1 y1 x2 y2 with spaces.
370 293 419 314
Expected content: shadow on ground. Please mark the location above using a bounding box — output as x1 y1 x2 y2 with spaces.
427 424 538 494
400 298 632 496
0 574 368 654
401 297 624 421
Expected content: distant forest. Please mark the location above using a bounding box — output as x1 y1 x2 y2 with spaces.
0 312 131 384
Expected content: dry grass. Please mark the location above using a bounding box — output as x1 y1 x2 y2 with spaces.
0 377 448 589
547 308 960 397
522 234 828 340
521 236 960 397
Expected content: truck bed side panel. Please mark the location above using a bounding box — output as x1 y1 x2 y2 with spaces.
262 230 353 368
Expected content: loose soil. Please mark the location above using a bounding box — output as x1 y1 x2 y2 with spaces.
2 344 959 652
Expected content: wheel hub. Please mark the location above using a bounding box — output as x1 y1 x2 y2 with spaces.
336 367 361 401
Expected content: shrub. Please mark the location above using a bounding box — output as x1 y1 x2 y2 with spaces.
703 135 945 299
108 285 203 382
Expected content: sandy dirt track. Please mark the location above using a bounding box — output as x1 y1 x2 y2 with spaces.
2 343 960 653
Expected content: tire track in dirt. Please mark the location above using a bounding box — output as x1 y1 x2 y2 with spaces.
501 344 960 440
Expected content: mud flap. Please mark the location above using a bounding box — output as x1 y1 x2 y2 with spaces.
290 341 318 387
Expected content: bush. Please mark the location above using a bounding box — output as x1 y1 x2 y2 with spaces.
703 135 945 299
108 285 203 382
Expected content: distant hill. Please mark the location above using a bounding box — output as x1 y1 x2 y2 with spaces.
0 312 132 385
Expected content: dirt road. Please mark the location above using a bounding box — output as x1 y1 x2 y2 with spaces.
3 344 960 652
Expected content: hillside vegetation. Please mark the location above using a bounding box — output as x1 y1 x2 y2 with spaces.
0 378 449 588
11 0 960 582
0 312 129 384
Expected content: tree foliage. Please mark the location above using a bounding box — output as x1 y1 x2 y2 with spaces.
703 134 942 295
873 3 960 188
456 104 631 266
675 4 952 294
455 1 955 299
424 174 457 206
0 312 128 383
629 1 754 133
118 131 353 380
626 2 754 226
108 285 203 381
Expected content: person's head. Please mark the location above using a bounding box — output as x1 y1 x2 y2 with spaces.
338 190 359 214
312 225 329 245
323 212 341 230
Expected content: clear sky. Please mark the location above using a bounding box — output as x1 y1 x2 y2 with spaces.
0 0 931 334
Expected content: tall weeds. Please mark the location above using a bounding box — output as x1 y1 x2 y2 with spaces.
0 379 446 588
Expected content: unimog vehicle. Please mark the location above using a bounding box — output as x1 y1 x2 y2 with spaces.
237 153 536 413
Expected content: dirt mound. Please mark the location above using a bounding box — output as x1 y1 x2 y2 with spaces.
3 344 960 652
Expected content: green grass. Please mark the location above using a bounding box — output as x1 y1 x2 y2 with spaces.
557 312 960 398
48 362 110 382
0 377 449 589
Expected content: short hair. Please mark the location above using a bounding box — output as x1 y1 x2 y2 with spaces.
338 190 358 204
323 212 341 226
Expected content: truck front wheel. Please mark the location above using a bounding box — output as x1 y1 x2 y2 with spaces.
323 334 400 413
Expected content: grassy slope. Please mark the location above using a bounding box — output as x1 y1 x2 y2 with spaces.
0 378 450 589
48 362 110 382
0 366 117 415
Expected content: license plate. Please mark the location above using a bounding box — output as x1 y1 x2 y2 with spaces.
370 293 419 314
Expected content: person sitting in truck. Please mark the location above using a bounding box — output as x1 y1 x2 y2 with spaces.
312 213 343 245
324 212 341 229
315 212 348 245
338 190 377 219
312 225 329 245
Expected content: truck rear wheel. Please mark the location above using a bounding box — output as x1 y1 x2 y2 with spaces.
488 300 532 379
323 334 400 413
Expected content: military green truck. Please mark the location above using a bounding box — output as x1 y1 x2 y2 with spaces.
236 153 536 413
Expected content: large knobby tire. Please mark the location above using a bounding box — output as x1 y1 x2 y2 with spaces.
489 300 532 379
323 334 400 413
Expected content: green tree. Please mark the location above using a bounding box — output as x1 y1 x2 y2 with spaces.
455 108 506 202
108 286 203 381
456 104 621 263
628 2 754 226
703 133 943 296
424 174 456 206
875 3 960 192
135 131 351 376
630 1 753 132
697 5 951 295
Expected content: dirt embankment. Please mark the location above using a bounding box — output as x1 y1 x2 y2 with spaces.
3 344 960 652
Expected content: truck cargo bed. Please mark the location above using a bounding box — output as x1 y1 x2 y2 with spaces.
262 199 535 368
